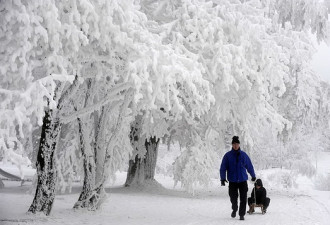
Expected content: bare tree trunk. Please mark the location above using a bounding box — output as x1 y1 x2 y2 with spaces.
74 88 133 210
28 110 61 215
74 80 106 210
73 117 100 210
94 106 108 186
125 115 160 187
73 111 107 210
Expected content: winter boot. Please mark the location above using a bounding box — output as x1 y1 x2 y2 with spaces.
240 216 245 220
231 211 236 218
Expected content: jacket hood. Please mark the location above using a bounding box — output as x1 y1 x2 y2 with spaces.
255 178 263 187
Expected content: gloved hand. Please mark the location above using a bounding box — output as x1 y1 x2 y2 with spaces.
251 177 256 182
221 180 228 186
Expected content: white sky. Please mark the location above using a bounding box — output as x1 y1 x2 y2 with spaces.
311 42 330 83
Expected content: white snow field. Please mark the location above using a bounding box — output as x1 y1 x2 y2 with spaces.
1 152 330 225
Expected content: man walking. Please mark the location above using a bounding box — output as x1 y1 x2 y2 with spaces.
220 136 256 220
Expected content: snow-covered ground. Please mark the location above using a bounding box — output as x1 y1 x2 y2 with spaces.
1 152 330 225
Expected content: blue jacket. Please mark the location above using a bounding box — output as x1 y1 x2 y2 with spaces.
220 148 255 183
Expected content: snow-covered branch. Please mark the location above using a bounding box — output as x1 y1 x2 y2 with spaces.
60 83 133 124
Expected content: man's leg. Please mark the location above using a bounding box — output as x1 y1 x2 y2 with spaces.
229 182 238 216
238 181 248 217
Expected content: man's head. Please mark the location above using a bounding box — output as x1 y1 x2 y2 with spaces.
232 136 240 150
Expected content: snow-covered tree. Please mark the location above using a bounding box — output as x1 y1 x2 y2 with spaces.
2 0 214 214
138 0 291 191
261 0 330 173
262 0 330 42
318 81 330 152
0 0 74 170
137 0 330 191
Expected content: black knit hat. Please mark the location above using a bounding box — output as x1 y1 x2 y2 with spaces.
232 136 240 144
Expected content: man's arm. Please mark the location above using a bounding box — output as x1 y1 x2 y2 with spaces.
245 154 256 179
220 154 227 181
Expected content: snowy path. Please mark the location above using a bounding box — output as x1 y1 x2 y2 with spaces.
1 179 330 225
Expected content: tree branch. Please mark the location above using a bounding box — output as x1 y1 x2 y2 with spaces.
60 83 133 124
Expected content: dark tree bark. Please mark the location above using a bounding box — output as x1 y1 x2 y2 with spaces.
125 115 160 187
28 76 79 215
28 110 61 215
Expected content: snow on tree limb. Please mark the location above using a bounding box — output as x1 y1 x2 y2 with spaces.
60 83 133 124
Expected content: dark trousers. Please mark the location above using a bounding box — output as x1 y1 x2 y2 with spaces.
228 181 248 217
248 197 270 209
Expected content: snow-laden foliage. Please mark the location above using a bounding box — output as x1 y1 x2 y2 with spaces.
173 134 218 193
0 1 75 169
138 0 330 191
55 123 83 194
262 0 330 42
316 82 330 152
314 173 330 191
266 169 298 189
139 0 292 189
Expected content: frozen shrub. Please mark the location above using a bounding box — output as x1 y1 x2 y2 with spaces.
291 160 316 177
173 145 217 194
267 169 298 189
314 173 330 191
